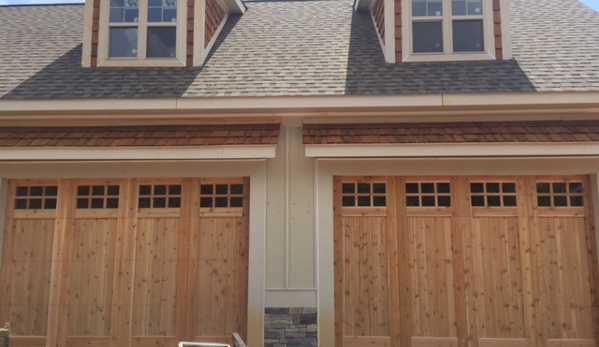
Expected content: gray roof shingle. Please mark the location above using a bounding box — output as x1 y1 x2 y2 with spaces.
0 0 597 99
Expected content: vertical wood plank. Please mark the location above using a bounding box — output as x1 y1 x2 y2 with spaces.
241 176 250 341
176 178 193 342
386 177 401 347
0 181 16 327
451 177 469 347
457 176 479 347
583 176 599 346
110 178 138 347
333 177 345 347
46 180 75 347
396 177 412 347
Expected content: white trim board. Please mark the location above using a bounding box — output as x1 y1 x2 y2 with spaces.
305 143 599 158
0 145 277 161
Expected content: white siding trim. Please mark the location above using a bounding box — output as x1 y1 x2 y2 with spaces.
82 0 94 68
0 145 277 161
0 179 7 265
500 0 512 59
265 289 317 308
383 0 395 63
305 143 599 158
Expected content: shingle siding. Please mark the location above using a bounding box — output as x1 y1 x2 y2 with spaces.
205 0 226 48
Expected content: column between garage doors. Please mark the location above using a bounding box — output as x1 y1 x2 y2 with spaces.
333 175 599 347
0 177 249 347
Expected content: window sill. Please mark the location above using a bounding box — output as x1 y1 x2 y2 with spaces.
97 57 186 68
402 51 496 62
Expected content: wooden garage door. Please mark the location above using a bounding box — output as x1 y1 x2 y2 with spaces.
334 176 599 347
0 178 249 347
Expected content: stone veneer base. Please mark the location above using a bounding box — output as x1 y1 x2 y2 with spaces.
264 307 317 347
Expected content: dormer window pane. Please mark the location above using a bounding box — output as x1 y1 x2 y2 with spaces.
452 0 482 15
413 22 443 53
147 27 177 58
110 28 138 57
412 0 443 17
453 20 484 52
110 0 139 23
148 0 178 23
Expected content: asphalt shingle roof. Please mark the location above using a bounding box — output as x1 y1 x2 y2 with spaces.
0 0 597 99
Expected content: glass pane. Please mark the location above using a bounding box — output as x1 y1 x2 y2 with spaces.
342 183 355 194
30 186 43 196
215 184 228 195
569 182 583 194
487 195 501 207
553 183 567 193
215 197 228 207
200 197 213 208
45 199 57 210
407 196 420 207
453 20 484 52
110 8 124 22
537 196 551 207
342 196 356 207
15 199 27 209
146 27 177 58
470 183 484 193
357 196 371 206
421 183 435 193
168 197 181 208
373 196 386 207
92 186 105 196
107 185 120 196
373 183 386 194
154 185 167 195
554 196 568 207
438 196 451 207
139 185 152 195
570 196 584 207
110 28 138 58
471 196 485 207
200 185 213 195
437 183 450 193
466 0 483 15
412 0 427 16
536 183 550 193
16 187 28 196
91 198 104 209
77 198 89 209
29 199 42 209
422 196 435 207
231 184 244 195
502 183 516 193
45 186 58 196
148 0 177 23
169 185 182 195
154 197 166 208
452 0 466 15
486 183 500 193
503 196 517 207
406 183 419 194
231 197 244 207
357 183 370 194
106 198 119 209
413 22 443 53
139 197 151 208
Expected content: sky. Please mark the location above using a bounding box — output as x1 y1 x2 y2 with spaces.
0 0 597 9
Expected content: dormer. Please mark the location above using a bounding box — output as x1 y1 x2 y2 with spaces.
356 0 511 63
81 0 246 68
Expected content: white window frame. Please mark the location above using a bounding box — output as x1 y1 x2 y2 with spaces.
402 0 496 62
97 0 187 67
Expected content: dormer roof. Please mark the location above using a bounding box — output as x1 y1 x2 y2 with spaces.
0 0 597 100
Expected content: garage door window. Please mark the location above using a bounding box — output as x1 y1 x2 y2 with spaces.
200 183 244 208
138 184 182 208
536 181 584 207
405 182 451 207
470 182 517 207
76 185 120 209
14 185 58 210
341 181 386 207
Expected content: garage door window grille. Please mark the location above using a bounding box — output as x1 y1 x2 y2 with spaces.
341 182 386 207
536 181 583 207
200 183 244 209
76 185 120 209
138 184 182 208
405 182 451 207
15 185 58 210
470 182 517 207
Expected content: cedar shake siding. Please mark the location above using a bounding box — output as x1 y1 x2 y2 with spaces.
91 0 100 67
205 0 226 48
494 0 503 59
372 0 385 44
303 121 599 144
187 0 194 66
395 0 402 63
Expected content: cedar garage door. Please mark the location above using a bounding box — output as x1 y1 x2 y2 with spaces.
0 178 249 347
334 176 599 347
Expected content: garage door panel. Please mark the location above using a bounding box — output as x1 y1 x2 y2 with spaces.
470 217 526 339
408 217 456 338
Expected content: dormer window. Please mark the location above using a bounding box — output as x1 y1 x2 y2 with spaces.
402 0 496 61
98 0 187 66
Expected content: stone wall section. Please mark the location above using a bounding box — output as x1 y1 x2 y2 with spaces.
264 308 317 347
